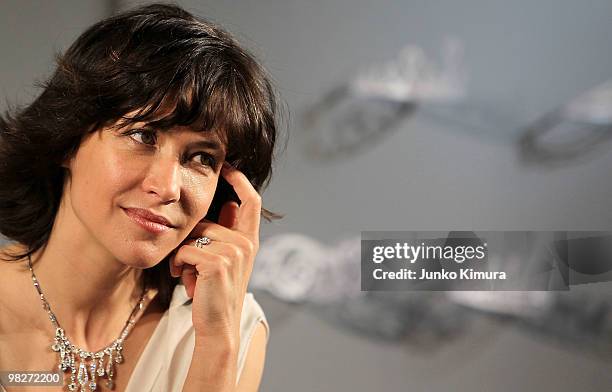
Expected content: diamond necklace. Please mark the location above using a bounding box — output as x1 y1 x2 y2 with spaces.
27 255 148 391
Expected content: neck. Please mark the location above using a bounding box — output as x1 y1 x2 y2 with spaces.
28 199 151 352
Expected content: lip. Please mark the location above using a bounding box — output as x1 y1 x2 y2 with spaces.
122 208 175 234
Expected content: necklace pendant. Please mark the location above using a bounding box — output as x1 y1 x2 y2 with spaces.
88 360 98 391
88 363 98 391
77 361 89 386
105 353 114 378
105 352 116 390
55 346 70 372
89 361 97 384
67 353 78 391
96 356 105 377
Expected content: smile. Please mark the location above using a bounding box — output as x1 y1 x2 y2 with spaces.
122 208 173 234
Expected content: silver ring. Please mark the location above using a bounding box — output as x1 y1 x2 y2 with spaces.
194 236 211 248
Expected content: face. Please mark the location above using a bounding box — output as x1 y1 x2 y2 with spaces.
62 115 226 268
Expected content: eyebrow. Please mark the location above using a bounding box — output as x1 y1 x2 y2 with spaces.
134 123 226 154
187 139 226 155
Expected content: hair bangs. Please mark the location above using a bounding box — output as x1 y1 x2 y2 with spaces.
106 57 272 163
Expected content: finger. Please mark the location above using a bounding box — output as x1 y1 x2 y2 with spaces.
168 250 182 278
182 221 252 250
174 240 250 270
217 200 240 229
221 163 261 236
169 260 181 278
181 265 198 298
172 243 229 270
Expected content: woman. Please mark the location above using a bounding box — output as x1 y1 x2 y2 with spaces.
0 3 279 391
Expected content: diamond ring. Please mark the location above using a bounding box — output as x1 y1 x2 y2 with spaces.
194 236 211 248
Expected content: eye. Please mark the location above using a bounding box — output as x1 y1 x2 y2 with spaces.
127 129 157 145
191 152 217 169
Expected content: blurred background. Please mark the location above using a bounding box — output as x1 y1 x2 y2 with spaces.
1 0 612 391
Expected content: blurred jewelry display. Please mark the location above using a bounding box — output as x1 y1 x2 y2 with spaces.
519 80 612 165
301 39 465 160
252 232 612 357
27 255 148 391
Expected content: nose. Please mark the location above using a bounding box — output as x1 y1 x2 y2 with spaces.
141 155 182 203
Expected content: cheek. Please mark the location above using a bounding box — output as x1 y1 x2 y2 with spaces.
69 146 142 218
76 154 138 202
183 175 218 219
101 155 142 194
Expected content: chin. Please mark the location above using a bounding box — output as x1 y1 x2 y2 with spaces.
126 257 160 270
116 243 172 269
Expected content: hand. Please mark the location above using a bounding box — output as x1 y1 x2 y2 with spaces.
169 162 261 343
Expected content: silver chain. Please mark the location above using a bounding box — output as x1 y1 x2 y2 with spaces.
27 255 148 391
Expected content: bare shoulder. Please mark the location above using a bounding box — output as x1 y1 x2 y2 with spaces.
236 321 268 392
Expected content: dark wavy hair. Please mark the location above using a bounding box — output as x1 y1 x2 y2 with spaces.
0 3 282 309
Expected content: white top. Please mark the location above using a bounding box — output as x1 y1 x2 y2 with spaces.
0 284 270 392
